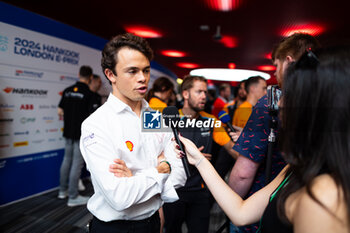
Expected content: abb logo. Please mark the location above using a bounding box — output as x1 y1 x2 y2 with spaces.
20 104 34 110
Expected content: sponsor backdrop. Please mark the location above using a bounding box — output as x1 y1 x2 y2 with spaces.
0 2 177 205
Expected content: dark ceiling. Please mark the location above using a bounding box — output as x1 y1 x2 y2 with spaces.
2 0 350 84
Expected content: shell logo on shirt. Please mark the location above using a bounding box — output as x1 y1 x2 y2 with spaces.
125 141 134 152
73 87 78 92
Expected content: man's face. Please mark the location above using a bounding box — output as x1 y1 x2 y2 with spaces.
255 79 267 100
238 82 247 100
110 47 150 104
274 58 290 87
185 80 207 112
222 87 231 100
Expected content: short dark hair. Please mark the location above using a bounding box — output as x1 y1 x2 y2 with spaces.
219 83 230 93
101 33 154 83
79 65 93 79
181 75 207 93
245 76 264 94
272 33 321 62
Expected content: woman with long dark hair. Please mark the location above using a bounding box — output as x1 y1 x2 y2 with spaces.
175 47 350 232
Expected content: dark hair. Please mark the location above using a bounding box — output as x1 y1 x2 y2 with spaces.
278 47 350 225
219 83 230 93
79 65 93 79
233 80 246 97
146 77 174 101
181 75 207 94
244 76 264 94
101 33 154 84
272 33 321 62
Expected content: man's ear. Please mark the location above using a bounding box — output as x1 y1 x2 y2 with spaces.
182 90 189 100
104 69 116 83
286 55 295 63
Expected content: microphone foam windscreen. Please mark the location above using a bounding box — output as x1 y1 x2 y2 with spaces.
163 106 180 127
218 110 230 124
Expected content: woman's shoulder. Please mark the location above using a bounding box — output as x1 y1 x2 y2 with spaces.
289 174 348 232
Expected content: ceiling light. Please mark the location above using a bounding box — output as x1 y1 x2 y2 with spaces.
219 35 238 48
228 63 236 69
258 65 276 71
280 23 325 37
206 0 241 11
176 63 200 69
264 53 272 60
161 50 186 57
124 25 162 38
190 68 270 81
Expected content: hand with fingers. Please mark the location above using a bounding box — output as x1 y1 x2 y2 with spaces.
228 125 243 142
156 152 171 174
109 158 133 177
174 135 205 167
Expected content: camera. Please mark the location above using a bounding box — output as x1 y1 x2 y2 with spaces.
267 85 282 115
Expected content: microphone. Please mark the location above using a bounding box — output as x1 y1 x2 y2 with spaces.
218 110 236 133
163 106 191 178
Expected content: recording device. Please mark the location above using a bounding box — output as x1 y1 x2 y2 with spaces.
265 85 281 184
218 110 236 133
163 106 191 178
267 85 282 116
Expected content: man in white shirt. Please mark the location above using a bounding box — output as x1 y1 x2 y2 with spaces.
80 33 186 233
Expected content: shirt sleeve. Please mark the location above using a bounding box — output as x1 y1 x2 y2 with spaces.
80 119 170 211
160 133 186 202
233 96 270 164
212 118 231 146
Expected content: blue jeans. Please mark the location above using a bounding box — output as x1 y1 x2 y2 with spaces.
59 138 85 198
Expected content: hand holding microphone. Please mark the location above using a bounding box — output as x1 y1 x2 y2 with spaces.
218 110 242 142
163 106 191 178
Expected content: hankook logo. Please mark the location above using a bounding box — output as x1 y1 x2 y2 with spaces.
3 87 48 96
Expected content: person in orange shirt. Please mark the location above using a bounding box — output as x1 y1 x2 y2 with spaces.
223 80 247 121
146 76 174 112
232 76 267 128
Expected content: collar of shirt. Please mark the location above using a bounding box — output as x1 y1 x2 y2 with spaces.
106 93 150 114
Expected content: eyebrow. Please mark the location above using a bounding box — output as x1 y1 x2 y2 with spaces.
123 65 151 72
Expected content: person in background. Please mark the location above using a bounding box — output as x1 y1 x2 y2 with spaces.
89 74 102 112
57 65 94 207
163 75 237 233
212 83 231 118
80 33 186 233
223 80 247 122
146 76 174 112
232 76 266 128
228 33 320 233
175 46 350 233
204 88 217 114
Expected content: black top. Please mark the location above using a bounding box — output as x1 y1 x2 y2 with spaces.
58 81 94 139
259 178 293 233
